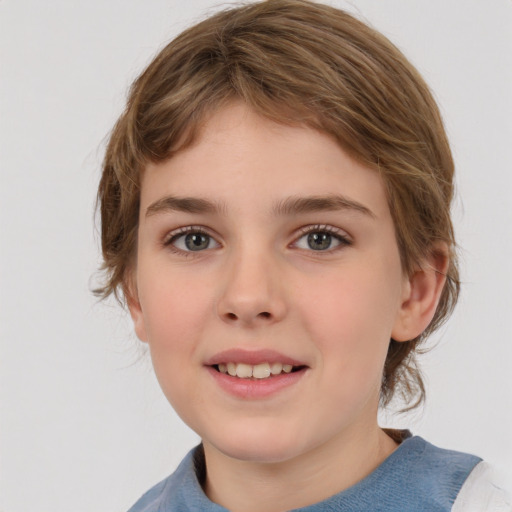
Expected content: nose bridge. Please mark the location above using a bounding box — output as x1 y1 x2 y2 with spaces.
216 238 286 325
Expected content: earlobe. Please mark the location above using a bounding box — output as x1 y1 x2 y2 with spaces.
392 247 449 342
124 277 149 343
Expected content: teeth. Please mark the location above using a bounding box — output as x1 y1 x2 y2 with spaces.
227 362 237 377
235 363 253 378
270 362 283 375
217 362 298 379
252 363 271 379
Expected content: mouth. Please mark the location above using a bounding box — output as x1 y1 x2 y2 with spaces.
213 362 307 380
204 349 310 394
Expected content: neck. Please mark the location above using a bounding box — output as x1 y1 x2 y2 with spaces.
203 425 398 512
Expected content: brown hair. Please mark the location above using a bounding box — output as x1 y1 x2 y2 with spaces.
96 0 459 410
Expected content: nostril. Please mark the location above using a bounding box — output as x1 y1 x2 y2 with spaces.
221 310 274 322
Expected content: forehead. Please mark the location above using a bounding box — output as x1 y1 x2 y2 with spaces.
140 102 390 221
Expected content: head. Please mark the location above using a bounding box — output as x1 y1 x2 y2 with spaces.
97 0 458 411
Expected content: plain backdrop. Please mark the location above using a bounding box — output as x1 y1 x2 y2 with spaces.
1 1 511 511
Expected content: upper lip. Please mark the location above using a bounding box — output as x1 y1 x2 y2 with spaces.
204 348 307 367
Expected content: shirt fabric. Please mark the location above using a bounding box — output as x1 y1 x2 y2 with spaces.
127 436 509 511
453 462 511 512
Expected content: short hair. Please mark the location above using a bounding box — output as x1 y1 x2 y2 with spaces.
96 0 459 410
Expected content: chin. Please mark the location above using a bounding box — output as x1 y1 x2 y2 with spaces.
204 423 307 464
220 441 301 464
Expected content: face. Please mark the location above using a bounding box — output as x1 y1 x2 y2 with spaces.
130 103 411 464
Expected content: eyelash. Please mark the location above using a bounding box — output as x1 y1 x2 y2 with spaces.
162 224 352 255
162 226 217 255
293 224 352 252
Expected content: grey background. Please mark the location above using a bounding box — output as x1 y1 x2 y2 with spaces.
1 1 511 510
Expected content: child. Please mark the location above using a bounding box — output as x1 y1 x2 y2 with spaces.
96 0 510 510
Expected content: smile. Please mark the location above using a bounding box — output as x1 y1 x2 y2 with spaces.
205 349 309 397
215 362 303 379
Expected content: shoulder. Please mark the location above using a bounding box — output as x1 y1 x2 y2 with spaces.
126 446 225 512
127 475 171 512
125 457 190 512
360 436 482 511
397 437 511 512
303 436 483 511
452 462 512 512
400 436 482 492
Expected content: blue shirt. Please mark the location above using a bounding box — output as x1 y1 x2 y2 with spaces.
128 436 481 511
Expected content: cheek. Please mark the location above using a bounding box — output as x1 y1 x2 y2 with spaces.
137 269 214 403
300 266 400 376
138 273 212 419
138 266 212 342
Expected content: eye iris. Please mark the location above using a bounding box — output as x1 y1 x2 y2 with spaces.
307 232 331 250
185 233 210 251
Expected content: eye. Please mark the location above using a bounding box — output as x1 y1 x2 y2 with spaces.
165 227 220 252
294 226 351 252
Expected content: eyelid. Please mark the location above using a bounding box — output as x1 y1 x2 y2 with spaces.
292 224 352 250
162 225 221 251
161 224 351 253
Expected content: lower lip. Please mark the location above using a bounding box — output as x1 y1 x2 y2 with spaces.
206 366 307 399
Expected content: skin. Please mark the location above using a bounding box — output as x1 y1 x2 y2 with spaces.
128 102 447 512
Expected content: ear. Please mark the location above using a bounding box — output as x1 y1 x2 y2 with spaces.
124 273 149 343
392 245 449 342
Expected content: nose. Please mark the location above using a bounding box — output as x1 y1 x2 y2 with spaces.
216 247 287 327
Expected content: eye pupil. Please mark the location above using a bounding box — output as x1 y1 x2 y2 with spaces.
307 232 332 250
185 233 210 251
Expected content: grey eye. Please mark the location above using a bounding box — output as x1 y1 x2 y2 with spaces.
294 229 349 252
307 232 333 251
185 233 210 251
171 232 217 251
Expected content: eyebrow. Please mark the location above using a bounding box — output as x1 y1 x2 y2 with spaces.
145 196 227 217
145 194 375 218
272 195 376 218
